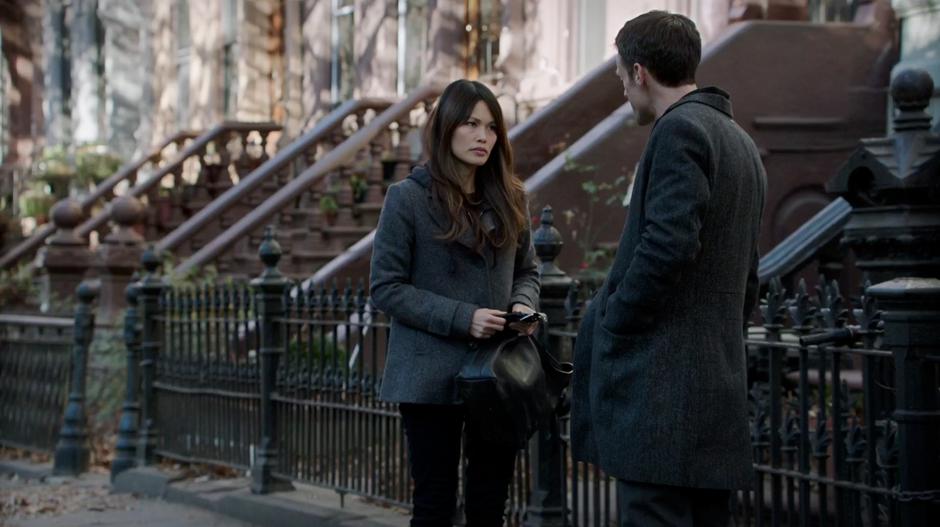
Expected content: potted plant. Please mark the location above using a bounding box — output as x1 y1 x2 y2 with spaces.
33 146 75 199
349 173 368 204
75 143 122 188
319 194 339 226
17 184 55 225
0 263 37 309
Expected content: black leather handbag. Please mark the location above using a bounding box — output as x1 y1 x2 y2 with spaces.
455 330 574 447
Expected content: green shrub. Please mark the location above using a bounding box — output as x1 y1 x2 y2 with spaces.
75 143 123 186
16 185 55 219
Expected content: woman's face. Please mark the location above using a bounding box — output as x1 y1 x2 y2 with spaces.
450 100 498 173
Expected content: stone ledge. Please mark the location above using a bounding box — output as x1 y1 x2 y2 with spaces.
0 459 54 481
112 466 409 527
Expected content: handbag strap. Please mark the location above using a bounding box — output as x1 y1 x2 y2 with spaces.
533 336 574 375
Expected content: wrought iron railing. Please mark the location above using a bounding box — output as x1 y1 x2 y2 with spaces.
0 281 99 477
275 281 408 505
156 99 394 272
0 313 74 452
113 206 939 525
0 131 196 270
739 276 898 525
173 87 440 278
152 282 261 469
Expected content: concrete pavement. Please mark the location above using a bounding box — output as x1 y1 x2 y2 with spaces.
0 458 410 527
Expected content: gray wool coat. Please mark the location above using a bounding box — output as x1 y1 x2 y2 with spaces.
370 165 540 404
569 87 766 490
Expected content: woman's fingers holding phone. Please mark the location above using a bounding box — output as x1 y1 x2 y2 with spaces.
470 308 507 339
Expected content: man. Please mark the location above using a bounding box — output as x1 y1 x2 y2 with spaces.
569 11 766 527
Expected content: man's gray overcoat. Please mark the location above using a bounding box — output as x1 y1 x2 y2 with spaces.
370 166 540 405
570 87 767 490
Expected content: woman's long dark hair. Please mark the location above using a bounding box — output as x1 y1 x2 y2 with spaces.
423 79 527 250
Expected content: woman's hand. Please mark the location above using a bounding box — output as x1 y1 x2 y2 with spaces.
470 308 507 339
509 304 540 336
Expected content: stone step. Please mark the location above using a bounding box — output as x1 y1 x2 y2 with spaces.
354 203 383 225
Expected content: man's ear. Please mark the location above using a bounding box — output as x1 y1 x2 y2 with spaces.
633 63 644 86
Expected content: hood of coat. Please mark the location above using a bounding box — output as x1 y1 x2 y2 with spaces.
406 164 498 251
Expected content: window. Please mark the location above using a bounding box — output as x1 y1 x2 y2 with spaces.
222 0 239 117
0 34 8 165
808 0 859 23
466 0 501 79
176 0 191 129
331 0 355 103
397 0 429 95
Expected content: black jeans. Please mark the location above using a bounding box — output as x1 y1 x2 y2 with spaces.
400 403 518 527
617 479 732 527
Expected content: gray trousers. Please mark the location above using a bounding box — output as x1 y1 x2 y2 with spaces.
617 479 731 527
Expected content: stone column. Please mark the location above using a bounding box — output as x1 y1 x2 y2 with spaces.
98 0 144 157
238 0 275 121
43 0 70 147
134 0 155 155
281 0 305 136
150 0 176 146
34 199 94 314
355 0 397 99
300 0 332 123
188 0 223 129
70 0 103 145
95 196 145 324
426 0 466 85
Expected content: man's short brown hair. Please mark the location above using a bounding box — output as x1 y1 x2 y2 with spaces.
615 11 701 87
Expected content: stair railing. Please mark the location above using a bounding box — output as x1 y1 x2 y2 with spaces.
0 131 197 270
173 85 442 277
72 122 281 245
156 99 394 257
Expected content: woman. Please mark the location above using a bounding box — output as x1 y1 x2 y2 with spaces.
370 79 541 526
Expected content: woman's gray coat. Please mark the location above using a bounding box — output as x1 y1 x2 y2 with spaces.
569 88 766 491
370 165 540 404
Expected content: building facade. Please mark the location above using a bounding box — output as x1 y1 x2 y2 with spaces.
1 0 930 178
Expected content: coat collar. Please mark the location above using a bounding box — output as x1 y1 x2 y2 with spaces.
407 164 497 252
658 86 734 122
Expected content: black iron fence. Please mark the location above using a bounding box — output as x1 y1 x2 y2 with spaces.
107 211 940 526
0 282 99 476
740 277 898 526
153 283 261 469
275 280 409 505
0 313 74 452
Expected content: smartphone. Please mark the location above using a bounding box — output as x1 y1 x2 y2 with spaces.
501 312 541 324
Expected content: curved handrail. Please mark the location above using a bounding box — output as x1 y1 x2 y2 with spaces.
74 121 281 239
83 131 198 207
156 99 394 254
307 102 638 286
173 85 442 276
756 197 852 283
307 20 880 286
509 56 622 177
0 131 198 270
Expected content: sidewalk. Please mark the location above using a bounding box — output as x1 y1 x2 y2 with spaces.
0 459 410 527
0 463 249 527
